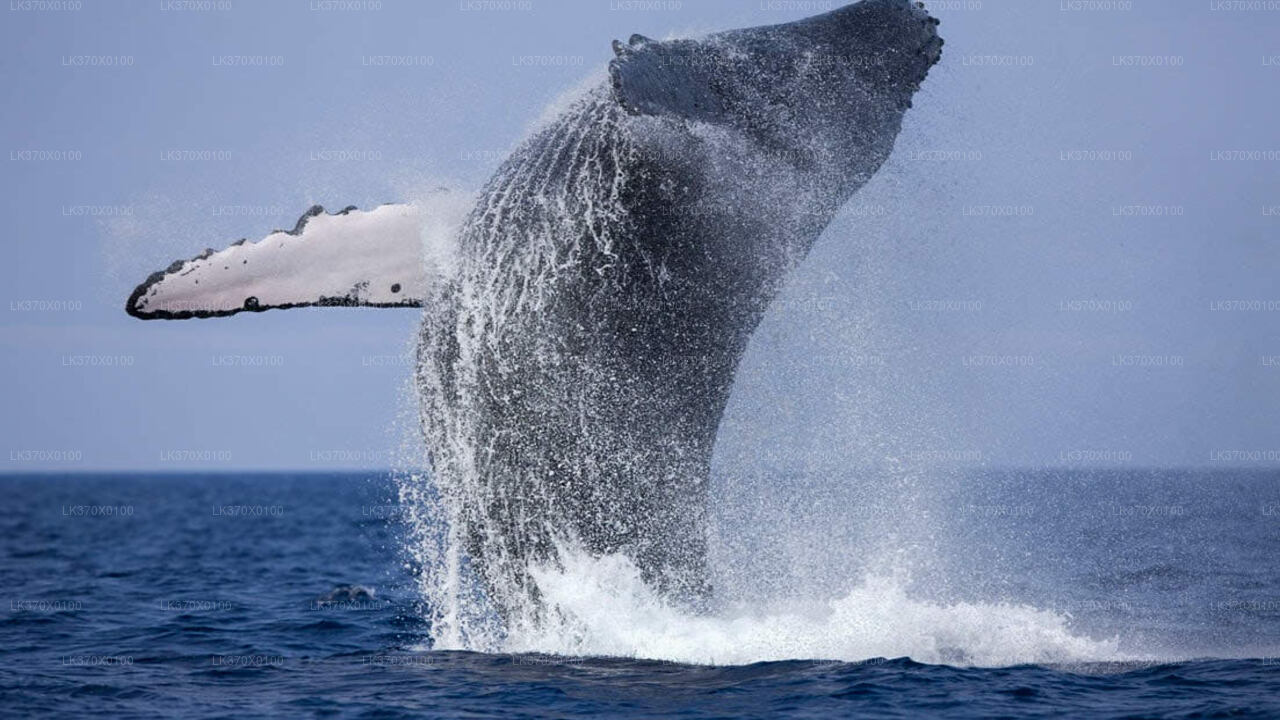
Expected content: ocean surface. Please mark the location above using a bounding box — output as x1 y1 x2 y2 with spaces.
3 470 1279 718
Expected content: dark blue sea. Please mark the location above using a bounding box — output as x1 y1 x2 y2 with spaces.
3 470 1279 718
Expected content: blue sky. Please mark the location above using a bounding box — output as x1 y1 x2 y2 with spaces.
1 0 1277 471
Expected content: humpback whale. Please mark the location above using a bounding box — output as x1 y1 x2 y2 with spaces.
128 0 941 630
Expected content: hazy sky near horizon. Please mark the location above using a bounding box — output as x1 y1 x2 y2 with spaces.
1 0 1277 472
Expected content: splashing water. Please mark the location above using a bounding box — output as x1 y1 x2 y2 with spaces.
399 449 1124 665
392 53 1120 666
428 544 1118 667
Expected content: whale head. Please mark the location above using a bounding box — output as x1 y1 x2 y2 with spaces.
611 0 941 189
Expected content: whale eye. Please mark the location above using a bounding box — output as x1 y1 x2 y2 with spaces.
244 296 260 310
390 283 401 294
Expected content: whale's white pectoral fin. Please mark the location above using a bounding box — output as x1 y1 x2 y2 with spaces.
127 203 431 320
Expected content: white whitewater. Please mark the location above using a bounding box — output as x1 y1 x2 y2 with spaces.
509 548 1120 667
395 80 1122 668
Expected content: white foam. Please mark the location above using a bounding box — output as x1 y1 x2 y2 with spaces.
498 547 1122 667
410 187 475 285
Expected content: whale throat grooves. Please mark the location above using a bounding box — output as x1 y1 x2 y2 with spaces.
408 92 834 640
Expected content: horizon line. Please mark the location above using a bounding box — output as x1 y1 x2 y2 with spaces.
3 465 1280 477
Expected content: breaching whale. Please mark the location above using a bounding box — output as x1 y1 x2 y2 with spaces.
128 0 941 629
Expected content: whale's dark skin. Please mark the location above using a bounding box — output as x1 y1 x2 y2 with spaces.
414 0 942 622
